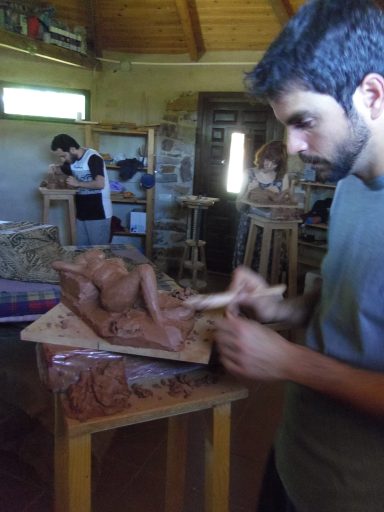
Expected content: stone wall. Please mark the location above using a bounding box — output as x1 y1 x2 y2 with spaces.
152 94 198 274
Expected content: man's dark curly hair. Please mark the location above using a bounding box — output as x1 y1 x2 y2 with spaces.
245 0 384 113
51 134 80 152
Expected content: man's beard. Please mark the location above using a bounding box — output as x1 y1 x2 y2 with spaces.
300 109 370 182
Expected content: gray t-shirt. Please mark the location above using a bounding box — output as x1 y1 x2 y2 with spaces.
276 174 384 512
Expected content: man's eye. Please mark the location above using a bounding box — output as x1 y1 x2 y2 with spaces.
295 119 315 129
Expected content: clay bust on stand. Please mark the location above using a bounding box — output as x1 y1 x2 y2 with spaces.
40 164 69 189
52 249 195 352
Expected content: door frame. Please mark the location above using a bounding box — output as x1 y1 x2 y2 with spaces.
194 91 284 195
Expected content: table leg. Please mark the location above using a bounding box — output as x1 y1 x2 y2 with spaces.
42 196 50 224
191 244 199 288
258 225 272 280
287 225 298 297
165 415 188 512
204 403 231 512
54 397 91 512
67 197 77 245
243 221 257 267
271 230 283 285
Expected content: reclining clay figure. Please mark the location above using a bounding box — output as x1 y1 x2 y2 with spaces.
52 249 195 352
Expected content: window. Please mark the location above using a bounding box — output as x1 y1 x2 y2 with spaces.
226 132 245 193
0 83 90 122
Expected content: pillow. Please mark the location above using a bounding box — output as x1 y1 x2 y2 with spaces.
0 222 66 283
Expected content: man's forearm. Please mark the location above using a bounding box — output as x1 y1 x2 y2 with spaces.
75 179 104 189
287 344 384 418
270 287 321 327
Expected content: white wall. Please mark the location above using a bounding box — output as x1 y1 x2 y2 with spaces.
0 48 268 244
93 52 259 123
0 49 95 243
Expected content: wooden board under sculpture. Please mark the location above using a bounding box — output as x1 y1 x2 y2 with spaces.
21 249 216 364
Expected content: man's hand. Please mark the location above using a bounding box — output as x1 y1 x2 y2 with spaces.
227 266 287 322
66 176 79 188
215 312 295 380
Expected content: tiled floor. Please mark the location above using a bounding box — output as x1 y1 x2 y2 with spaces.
0 272 285 512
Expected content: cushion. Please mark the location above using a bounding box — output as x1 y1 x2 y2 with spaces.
0 222 67 283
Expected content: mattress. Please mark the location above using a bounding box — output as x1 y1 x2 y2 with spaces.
0 279 61 322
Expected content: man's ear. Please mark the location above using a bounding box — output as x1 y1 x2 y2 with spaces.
357 73 384 120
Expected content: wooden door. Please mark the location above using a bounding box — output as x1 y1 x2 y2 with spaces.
194 92 283 274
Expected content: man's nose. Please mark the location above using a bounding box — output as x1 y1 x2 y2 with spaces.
287 129 308 154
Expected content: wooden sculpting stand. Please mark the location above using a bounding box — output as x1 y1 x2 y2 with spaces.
178 196 219 290
244 214 301 297
54 369 248 512
39 187 77 245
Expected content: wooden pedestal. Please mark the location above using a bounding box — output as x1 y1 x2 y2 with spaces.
244 215 301 297
39 187 76 244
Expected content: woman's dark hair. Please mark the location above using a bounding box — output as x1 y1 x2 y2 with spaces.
51 134 80 152
245 0 384 113
255 140 287 181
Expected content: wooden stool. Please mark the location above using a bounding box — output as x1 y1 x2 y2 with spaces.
177 195 219 291
243 215 301 297
54 370 248 512
178 238 208 290
39 187 77 245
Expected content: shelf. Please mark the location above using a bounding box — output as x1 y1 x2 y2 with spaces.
92 128 150 136
107 164 148 171
298 257 322 268
84 125 155 259
111 193 147 204
304 223 328 230
300 181 336 189
113 230 146 237
298 240 327 250
241 199 298 209
0 27 98 69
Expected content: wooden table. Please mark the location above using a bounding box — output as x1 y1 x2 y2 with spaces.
39 187 77 244
22 303 248 512
54 367 248 512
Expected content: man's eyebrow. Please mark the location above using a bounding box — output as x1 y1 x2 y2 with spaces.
285 111 314 125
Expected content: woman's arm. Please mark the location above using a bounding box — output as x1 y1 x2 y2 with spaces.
235 169 257 211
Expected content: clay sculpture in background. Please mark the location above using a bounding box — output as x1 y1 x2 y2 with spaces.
52 249 195 352
40 164 69 189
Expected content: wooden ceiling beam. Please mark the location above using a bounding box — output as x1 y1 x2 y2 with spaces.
85 0 102 57
268 0 294 26
174 0 204 61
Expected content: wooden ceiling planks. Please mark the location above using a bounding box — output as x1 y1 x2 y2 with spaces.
268 0 295 25
41 0 308 59
95 0 188 53
196 0 282 52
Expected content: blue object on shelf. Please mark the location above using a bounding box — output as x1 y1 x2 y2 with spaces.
140 173 155 189
110 181 124 192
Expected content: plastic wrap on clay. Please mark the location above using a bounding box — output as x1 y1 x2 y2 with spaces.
36 343 207 421
37 344 203 393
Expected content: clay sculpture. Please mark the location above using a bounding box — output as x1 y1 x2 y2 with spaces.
52 249 195 352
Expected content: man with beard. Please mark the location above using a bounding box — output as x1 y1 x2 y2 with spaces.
212 1 384 511
51 134 112 245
